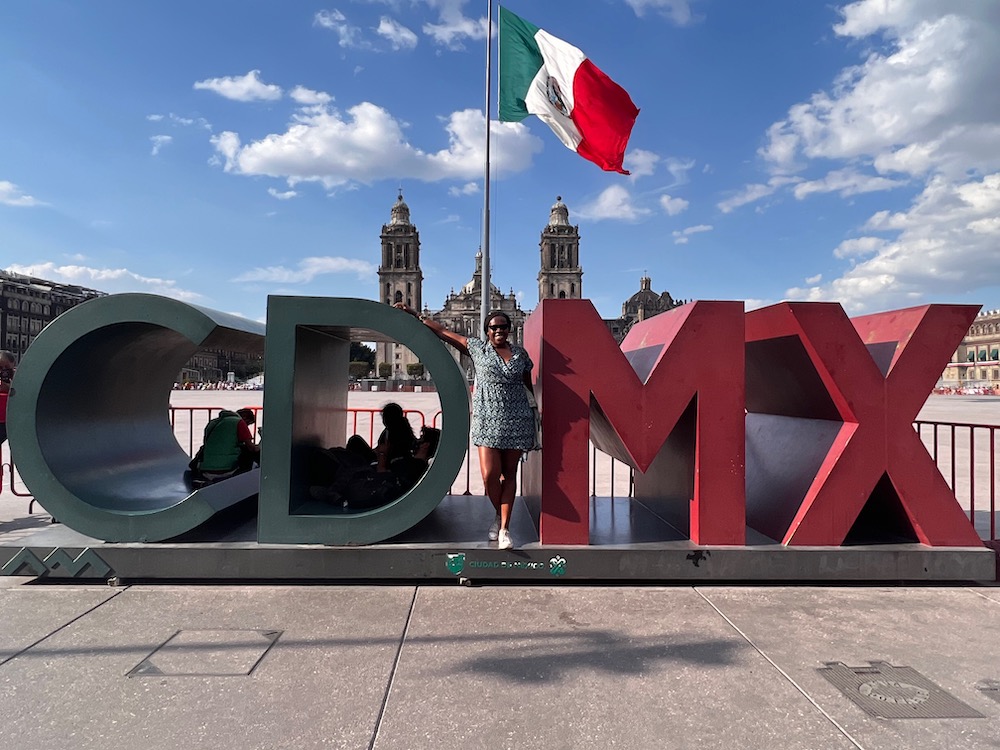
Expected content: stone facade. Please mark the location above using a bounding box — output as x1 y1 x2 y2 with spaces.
376 192 424 378
1 270 105 361
606 275 685 342
942 308 1000 388
374 193 685 377
537 196 583 301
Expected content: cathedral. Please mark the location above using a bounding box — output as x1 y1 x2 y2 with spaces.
375 192 683 379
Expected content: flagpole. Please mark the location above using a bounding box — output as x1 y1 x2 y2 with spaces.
479 0 494 339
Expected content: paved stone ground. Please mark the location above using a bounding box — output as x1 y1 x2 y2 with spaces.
1 581 1000 748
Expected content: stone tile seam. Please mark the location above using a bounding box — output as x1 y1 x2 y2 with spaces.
968 587 1000 606
694 587 867 750
368 585 419 750
0 585 129 668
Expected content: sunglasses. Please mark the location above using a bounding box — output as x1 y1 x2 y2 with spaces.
488 324 510 331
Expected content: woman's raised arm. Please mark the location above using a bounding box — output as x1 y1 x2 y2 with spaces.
394 303 470 356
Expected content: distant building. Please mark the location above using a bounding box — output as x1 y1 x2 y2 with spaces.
427 249 527 378
374 193 686 378
605 275 685 343
942 308 1000 388
537 196 583 302
0 269 261 383
0 270 106 361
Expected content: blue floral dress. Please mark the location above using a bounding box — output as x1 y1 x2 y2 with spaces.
467 337 535 450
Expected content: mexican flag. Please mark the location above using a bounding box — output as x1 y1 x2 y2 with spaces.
498 6 639 174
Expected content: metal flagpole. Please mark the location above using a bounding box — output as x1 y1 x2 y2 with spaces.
479 0 494 339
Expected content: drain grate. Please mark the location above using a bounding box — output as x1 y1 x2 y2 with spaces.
127 629 283 678
818 661 984 719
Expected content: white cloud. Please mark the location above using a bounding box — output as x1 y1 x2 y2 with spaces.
233 256 376 284
0 181 45 207
786 172 1000 312
5 262 201 301
147 112 212 131
193 70 283 102
743 298 776 312
659 194 688 216
671 224 712 244
210 104 541 188
448 181 479 196
377 16 418 50
833 236 887 259
576 185 651 221
623 0 698 26
761 5 1000 178
740 4 1000 311
717 175 800 213
267 188 298 200
624 149 660 179
664 157 696 187
315 9 372 49
290 86 333 106
792 168 904 200
804 274 823 285
418 0 488 48
150 135 172 156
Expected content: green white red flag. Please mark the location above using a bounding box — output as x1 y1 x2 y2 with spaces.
498 6 640 174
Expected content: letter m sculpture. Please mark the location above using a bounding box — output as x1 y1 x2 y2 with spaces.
522 299 746 546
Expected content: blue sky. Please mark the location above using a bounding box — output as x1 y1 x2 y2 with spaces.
3 0 1000 323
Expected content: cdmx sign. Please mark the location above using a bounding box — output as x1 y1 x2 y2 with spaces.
5 293 983 550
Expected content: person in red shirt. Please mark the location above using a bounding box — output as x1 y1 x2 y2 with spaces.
0 350 15 452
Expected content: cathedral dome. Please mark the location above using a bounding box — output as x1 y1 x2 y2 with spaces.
548 195 570 227
389 191 411 226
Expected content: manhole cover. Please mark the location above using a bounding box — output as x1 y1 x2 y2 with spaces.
818 662 984 719
127 629 282 677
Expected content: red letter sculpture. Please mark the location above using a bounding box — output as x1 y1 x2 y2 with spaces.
523 299 745 545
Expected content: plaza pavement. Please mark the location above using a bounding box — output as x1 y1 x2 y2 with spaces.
1 396 1000 747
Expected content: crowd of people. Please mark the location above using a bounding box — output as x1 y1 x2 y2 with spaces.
302 402 441 512
933 386 1000 396
173 381 262 391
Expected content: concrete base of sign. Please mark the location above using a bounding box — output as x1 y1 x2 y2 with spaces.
1 496 993 583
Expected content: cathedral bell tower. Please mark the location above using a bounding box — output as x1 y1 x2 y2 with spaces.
378 191 422 310
537 196 583 303
376 192 424 378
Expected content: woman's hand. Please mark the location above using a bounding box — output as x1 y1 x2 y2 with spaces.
393 302 420 319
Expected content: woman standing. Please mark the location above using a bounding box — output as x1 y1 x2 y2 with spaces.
396 304 535 549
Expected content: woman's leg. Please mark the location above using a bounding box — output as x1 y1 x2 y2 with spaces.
497 448 522 530
478 445 503 516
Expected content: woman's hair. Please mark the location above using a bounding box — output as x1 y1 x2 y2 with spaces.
418 426 441 457
381 402 405 424
483 310 512 334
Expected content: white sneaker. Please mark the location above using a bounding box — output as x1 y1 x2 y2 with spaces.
488 515 501 541
497 529 513 550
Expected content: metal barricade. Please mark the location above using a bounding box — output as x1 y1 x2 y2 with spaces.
915 420 998 542
6 408 998 542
